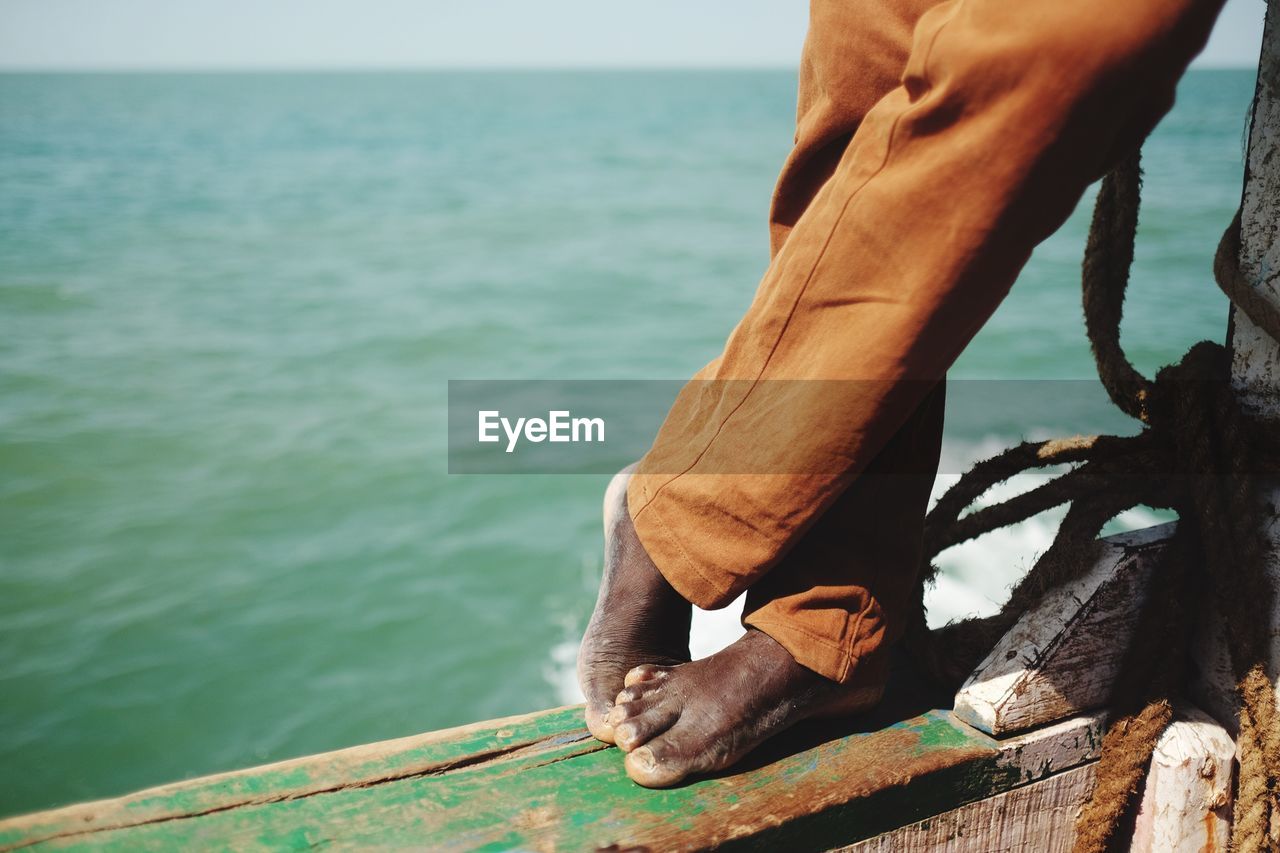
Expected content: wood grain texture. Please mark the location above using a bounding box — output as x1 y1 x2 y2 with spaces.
993 712 1105 784
1130 706 1235 853
0 705 1107 852
954 525 1173 736
0 706 602 850
839 763 1096 853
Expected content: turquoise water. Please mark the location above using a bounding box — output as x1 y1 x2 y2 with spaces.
0 69 1254 817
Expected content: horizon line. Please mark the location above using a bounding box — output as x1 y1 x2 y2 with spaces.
0 62 1256 74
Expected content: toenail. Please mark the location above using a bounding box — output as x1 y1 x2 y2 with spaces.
631 746 656 772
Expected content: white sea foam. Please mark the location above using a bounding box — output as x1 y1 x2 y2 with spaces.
547 637 584 705
548 436 1167 705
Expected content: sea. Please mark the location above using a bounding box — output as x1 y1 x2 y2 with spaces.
0 68 1256 816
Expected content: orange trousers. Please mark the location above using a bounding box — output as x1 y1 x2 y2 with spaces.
629 0 1225 683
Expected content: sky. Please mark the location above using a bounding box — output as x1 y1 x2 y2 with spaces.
0 0 1268 71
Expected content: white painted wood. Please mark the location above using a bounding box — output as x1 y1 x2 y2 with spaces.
1129 705 1235 853
1192 0 1280 734
842 707 1229 852
867 707 1228 852
839 763 1096 853
954 524 1173 736
993 711 1106 783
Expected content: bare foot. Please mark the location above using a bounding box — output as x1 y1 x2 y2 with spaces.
606 628 883 787
578 465 692 744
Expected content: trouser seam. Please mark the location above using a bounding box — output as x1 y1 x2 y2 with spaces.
641 495 737 608
630 0 965 523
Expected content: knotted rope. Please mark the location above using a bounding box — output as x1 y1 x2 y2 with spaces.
901 150 1280 850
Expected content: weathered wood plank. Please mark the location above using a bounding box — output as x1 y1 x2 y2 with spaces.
0 705 1104 852
839 763 1096 853
1230 0 1280 409
844 706 1231 853
0 705 599 850
1193 0 1280 733
1130 705 1235 852
954 525 1172 736
993 712 1105 784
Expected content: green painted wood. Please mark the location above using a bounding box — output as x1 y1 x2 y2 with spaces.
0 705 1036 852
0 706 591 849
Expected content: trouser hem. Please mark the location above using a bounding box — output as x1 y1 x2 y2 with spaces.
628 475 741 610
745 614 891 688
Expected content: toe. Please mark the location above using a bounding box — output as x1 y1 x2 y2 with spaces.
622 712 745 787
624 664 670 688
623 740 694 788
579 654 626 745
612 702 680 753
606 700 637 730
612 680 662 708
605 690 662 729
584 698 618 744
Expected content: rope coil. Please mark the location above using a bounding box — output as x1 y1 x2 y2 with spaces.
903 150 1280 850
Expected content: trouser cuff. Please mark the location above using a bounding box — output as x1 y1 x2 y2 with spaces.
627 473 739 610
745 613 892 687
